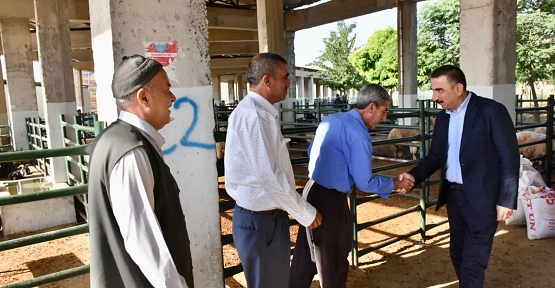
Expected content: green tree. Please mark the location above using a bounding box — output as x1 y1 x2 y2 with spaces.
518 0 555 13
416 0 460 89
309 21 366 94
416 0 555 96
349 27 398 92
516 2 555 106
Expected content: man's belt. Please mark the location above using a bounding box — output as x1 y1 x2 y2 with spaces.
238 205 288 216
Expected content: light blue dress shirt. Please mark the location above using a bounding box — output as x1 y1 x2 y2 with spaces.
445 92 473 184
308 109 393 197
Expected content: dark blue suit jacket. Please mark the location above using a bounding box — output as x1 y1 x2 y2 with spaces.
409 94 520 215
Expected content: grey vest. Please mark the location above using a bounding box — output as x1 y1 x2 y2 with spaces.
88 120 194 288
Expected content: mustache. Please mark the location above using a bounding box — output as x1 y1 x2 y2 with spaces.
434 99 444 104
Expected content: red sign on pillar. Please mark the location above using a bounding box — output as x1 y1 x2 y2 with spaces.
143 41 179 67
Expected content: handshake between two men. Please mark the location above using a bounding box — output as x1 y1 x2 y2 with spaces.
393 172 415 194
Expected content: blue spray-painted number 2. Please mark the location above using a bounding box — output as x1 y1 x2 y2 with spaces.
162 96 216 155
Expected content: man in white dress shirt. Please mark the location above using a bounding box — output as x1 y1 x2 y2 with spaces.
225 53 323 288
88 55 193 288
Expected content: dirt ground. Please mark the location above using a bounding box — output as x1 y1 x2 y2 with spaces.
1 159 554 287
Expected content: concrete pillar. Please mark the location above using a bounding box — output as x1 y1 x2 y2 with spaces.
34 0 77 183
74 69 84 111
280 31 297 123
307 77 314 100
0 58 9 149
237 74 244 100
242 74 248 98
398 0 418 125
460 0 517 123
89 1 222 285
227 80 235 101
286 31 297 99
257 0 285 56
298 76 305 99
322 85 328 99
211 75 221 103
0 58 8 125
82 70 92 113
0 17 40 151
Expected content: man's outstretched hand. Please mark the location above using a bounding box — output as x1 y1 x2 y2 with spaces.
394 173 415 193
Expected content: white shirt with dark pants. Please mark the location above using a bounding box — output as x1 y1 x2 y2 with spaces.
225 92 316 288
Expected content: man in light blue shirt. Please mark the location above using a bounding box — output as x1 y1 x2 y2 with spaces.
289 84 413 288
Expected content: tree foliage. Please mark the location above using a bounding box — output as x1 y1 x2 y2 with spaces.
309 21 366 93
415 0 555 93
349 27 398 92
334 0 555 95
518 0 555 13
516 1 555 103
416 0 460 89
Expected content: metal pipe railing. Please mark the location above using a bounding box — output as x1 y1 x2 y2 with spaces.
3 265 90 288
0 224 89 252
0 185 87 206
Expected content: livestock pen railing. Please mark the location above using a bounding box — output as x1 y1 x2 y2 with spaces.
60 114 104 186
0 145 91 288
60 114 105 223
213 104 236 131
279 101 355 128
0 124 14 152
515 94 554 126
25 117 49 175
514 95 555 186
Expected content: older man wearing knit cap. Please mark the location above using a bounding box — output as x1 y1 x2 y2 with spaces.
88 55 194 288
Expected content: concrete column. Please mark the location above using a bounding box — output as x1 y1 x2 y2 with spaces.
398 0 418 125
0 17 40 151
237 74 244 100
74 69 84 111
82 71 92 113
227 80 235 101
286 31 297 99
257 0 285 56
307 77 314 100
322 85 328 99
34 0 77 183
0 58 9 149
460 0 517 123
298 76 304 99
211 75 221 103
0 58 8 125
89 1 222 285
242 74 248 97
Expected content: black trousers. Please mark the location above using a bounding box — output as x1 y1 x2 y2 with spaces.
446 181 498 288
289 182 352 288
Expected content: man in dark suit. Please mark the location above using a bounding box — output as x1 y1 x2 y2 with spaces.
400 65 519 287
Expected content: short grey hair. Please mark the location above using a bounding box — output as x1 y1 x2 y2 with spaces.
116 93 136 110
115 82 153 110
355 84 391 109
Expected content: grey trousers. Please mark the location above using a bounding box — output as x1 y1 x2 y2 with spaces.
232 205 291 288
289 182 352 288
